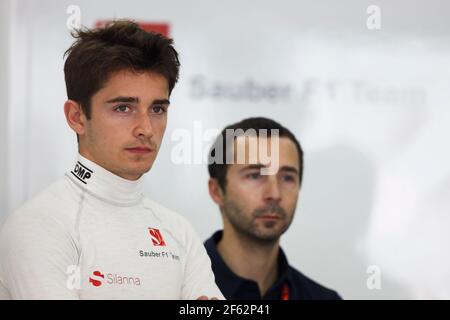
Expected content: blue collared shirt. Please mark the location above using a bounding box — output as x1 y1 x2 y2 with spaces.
204 230 342 300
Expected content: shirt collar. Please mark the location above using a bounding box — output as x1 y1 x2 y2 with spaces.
66 153 144 206
205 230 293 299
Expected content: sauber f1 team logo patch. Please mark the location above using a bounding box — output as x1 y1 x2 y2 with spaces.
148 228 166 246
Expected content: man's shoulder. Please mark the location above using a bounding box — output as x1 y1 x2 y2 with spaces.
288 266 342 300
1 177 78 233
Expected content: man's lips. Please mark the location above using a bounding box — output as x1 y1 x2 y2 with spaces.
257 215 281 220
125 147 154 154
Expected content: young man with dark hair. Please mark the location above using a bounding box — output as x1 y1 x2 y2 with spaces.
0 20 223 300
205 117 341 300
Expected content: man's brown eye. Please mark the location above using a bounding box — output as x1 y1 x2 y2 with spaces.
282 175 295 182
153 105 167 114
115 105 130 112
247 173 261 180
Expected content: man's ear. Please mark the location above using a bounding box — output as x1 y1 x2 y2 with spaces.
64 100 86 136
208 178 225 207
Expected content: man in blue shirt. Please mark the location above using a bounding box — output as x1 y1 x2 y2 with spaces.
204 117 341 300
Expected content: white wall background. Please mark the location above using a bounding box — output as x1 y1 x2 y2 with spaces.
1 0 450 299
0 0 11 226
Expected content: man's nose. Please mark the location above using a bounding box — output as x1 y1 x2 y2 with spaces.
263 176 282 203
133 112 154 139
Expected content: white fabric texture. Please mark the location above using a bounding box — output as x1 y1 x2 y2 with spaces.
0 154 223 300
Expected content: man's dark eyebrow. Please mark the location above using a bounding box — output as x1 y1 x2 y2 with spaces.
153 99 171 106
106 96 139 104
239 164 265 173
105 97 170 105
279 166 299 175
239 164 299 175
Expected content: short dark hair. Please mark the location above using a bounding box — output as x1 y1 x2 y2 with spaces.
64 20 180 119
208 117 304 191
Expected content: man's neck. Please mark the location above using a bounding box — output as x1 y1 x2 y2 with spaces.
217 228 280 297
69 153 144 206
